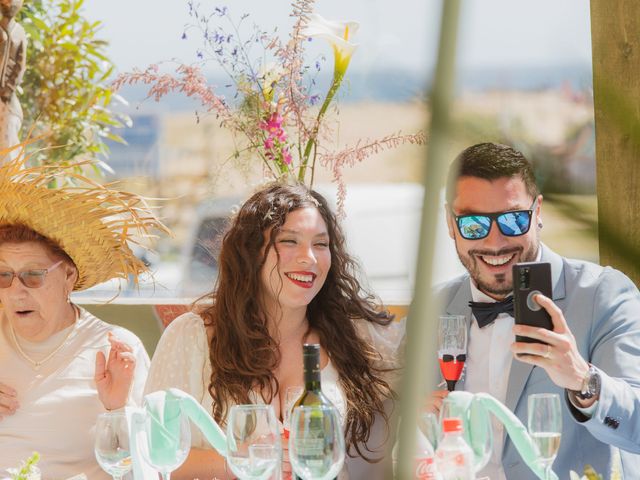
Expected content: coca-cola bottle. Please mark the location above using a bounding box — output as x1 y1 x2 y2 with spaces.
392 426 440 479
434 418 474 480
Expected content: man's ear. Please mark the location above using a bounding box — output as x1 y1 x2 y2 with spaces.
445 204 456 240
535 194 544 226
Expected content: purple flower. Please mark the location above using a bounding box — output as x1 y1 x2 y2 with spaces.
181 32 187 40
214 6 228 16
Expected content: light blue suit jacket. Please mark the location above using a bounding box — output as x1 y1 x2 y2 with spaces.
434 244 640 479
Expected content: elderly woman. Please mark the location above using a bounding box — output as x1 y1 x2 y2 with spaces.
0 157 166 478
145 182 405 479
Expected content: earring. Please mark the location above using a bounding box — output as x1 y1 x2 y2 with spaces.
537 222 543 229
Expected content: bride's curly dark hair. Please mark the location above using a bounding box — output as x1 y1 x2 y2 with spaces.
196 182 397 458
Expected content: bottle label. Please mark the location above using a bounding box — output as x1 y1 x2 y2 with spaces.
415 456 437 479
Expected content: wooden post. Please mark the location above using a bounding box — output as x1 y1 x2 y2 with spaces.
590 0 640 284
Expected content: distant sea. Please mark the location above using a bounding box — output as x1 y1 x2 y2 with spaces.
115 63 593 113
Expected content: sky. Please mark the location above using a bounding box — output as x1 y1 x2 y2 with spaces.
83 0 593 76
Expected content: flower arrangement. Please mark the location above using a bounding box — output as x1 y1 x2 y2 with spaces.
569 448 622 480
113 0 425 211
7 452 40 480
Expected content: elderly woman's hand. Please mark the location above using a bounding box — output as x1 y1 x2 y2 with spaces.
95 332 136 411
0 381 19 420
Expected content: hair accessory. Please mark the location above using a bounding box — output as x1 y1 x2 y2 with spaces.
0 151 170 291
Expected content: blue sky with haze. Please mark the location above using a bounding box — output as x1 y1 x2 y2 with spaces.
84 0 592 75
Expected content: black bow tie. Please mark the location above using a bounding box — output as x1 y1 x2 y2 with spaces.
468 296 514 328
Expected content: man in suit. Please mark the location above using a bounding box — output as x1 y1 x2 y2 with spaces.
435 142 640 479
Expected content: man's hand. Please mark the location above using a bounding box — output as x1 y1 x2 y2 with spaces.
424 389 449 416
0 382 19 421
95 332 136 411
511 294 592 404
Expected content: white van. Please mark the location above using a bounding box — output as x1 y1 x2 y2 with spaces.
177 183 463 303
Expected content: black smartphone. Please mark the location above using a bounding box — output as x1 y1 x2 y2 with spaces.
512 261 553 344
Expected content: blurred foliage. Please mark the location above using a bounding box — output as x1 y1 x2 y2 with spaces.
17 0 130 174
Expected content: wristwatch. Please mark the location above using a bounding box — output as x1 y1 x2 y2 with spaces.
571 364 601 400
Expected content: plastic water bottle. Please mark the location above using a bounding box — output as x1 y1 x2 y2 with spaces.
392 427 440 479
435 418 474 480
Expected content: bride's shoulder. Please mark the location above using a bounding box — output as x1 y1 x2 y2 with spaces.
163 311 207 338
354 316 406 350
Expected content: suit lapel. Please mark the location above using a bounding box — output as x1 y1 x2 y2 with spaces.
541 243 566 302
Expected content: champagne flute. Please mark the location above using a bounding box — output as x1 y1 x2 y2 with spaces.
289 405 345 480
226 404 281 480
142 409 191 480
94 412 132 480
528 393 562 480
437 315 467 391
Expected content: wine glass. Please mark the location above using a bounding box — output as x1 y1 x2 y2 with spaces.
94 412 132 480
289 405 345 480
437 315 468 391
226 404 281 480
528 393 562 480
142 409 191 480
418 411 440 450
284 386 304 438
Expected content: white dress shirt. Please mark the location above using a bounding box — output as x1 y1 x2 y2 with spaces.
465 281 514 480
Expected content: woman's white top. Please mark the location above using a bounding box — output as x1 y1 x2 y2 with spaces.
144 312 405 474
0 307 150 480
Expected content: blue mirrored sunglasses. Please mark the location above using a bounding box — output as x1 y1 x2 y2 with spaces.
452 199 537 240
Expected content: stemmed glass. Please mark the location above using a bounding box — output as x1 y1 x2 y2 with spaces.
94 412 132 480
289 405 345 480
528 393 562 480
283 386 304 438
142 409 191 480
226 404 282 480
437 315 468 391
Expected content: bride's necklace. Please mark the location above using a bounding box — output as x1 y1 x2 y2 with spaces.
9 306 79 370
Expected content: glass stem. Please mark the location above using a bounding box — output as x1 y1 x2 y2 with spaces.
162 473 171 480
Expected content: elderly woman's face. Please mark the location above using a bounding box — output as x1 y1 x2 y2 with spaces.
0 241 76 329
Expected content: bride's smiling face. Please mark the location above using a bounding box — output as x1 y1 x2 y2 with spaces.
260 207 331 315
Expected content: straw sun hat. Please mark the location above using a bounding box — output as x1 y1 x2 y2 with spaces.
0 150 169 291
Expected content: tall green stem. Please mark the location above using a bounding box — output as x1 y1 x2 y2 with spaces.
298 70 345 183
396 0 461 478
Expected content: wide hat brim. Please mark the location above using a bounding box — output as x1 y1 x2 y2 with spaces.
0 153 168 291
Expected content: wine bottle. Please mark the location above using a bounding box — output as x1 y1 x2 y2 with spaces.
291 343 337 480
293 344 333 409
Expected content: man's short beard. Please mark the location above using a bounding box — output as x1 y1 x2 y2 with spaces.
454 240 539 296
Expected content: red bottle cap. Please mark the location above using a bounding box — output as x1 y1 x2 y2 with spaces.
442 417 463 433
